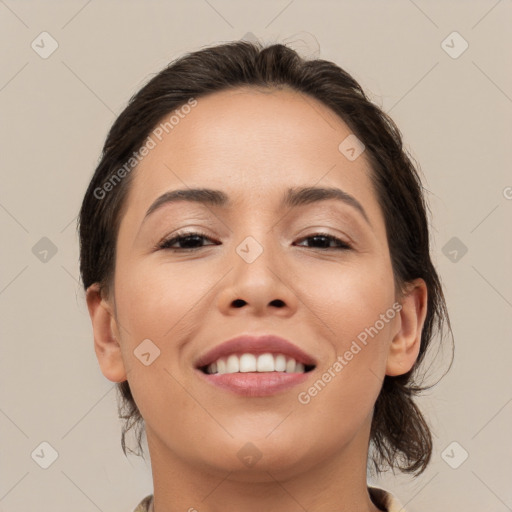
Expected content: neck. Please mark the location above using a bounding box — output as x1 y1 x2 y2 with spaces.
146 415 384 512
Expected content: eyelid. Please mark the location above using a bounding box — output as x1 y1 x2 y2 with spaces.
293 224 356 246
295 232 353 250
155 229 217 251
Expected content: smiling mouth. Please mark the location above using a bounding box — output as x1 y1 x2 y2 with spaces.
199 352 316 375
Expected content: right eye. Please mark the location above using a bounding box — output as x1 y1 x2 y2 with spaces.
157 231 218 251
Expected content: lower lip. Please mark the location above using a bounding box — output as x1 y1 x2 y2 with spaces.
196 369 311 397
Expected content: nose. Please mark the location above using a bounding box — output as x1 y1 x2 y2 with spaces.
215 235 299 317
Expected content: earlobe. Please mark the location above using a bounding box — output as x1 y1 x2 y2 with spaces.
86 283 127 383
386 278 428 377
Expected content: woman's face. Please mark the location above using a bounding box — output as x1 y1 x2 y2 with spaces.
96 87 413 478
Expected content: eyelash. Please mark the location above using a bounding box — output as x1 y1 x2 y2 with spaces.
157 230 352 252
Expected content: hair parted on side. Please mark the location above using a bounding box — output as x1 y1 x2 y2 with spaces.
78 39 454 477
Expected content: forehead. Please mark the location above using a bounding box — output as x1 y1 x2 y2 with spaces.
122 86 378 219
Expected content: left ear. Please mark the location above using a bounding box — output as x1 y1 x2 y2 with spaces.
386 278 428 376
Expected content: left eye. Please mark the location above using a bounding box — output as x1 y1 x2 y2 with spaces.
295 233 352 250
157 231 352 251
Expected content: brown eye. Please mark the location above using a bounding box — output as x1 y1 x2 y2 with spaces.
158 231 218 251
295 233 352 250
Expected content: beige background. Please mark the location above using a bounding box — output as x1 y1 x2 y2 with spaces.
1 1 511 511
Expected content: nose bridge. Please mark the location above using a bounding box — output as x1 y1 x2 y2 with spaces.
230 204 279 268
233 229 280 285
219 225 296 313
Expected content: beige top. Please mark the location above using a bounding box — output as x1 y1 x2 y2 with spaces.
133 486 405 511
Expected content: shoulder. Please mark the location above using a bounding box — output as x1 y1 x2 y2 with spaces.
134 490 404 512
368 485 405 512
133 494 154 512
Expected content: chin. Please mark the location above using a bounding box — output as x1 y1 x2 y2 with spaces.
194 436 317 480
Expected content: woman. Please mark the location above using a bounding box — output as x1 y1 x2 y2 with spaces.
78 40 453 512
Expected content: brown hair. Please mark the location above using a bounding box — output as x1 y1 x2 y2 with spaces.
78 40 453 477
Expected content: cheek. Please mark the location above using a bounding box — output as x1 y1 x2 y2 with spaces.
293 256 396 396
112 258 211 439
114 255 213 341
295 255 396 340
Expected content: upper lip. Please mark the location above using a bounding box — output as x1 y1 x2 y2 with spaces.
194 334 317 369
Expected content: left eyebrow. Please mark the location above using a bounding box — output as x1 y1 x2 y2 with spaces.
142 186 372 227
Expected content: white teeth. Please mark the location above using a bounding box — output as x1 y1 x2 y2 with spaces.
205 353 309 375
285 358 296 373
226 354 239 373
257 353 274 372
239 353 257 372
274 354 286 372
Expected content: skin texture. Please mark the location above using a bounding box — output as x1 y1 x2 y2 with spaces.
86 87 428 512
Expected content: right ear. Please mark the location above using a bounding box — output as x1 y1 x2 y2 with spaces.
85 283 127 383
